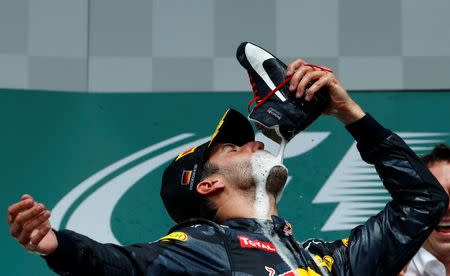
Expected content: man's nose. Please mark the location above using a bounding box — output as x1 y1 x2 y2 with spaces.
244 141 265 151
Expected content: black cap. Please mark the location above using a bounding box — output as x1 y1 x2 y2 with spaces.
161 109 255 223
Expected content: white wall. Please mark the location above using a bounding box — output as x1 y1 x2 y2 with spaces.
1 0 450 92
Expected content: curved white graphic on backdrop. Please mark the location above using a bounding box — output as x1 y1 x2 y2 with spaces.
50 134 194 229
256 132 330 202
66 137 209 244
256 132 330 158
314 132 449 231
52 132 330 244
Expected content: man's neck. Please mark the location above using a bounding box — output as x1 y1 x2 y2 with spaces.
423 243 450 270
422 243 450 275
213 191 278 223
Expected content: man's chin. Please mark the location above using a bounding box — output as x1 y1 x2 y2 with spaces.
266 165 288 196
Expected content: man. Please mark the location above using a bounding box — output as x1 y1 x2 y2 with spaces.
401 144 450 275
7 59 449 275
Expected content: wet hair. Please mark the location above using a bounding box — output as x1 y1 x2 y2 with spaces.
421 144 450 166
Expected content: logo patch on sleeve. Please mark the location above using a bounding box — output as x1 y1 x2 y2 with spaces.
313 255 334 272
159 232 188 242
238 235 276 252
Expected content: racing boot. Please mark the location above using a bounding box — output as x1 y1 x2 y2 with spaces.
236 41 330 143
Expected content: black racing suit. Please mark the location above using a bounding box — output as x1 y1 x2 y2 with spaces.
44 115 448 275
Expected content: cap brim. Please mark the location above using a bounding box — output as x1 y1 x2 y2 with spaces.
206 108 255 154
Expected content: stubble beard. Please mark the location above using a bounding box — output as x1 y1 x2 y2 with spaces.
266 165 288 198
221 160 255 198
220 160 288 200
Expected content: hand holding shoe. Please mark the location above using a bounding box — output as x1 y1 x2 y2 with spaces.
236 42 331 143
286 59 365 125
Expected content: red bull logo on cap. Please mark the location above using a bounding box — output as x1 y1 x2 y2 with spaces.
176 146 198 161
209 109 229 147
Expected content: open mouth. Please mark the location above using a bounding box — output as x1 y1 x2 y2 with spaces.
436 222 450 233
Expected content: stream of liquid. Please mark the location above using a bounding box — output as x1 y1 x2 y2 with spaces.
252 138 287 219
250 137 298 272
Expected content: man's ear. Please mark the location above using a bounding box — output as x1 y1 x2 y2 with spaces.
196 178 225 196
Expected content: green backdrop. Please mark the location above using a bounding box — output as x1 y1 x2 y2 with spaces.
1 89 449 275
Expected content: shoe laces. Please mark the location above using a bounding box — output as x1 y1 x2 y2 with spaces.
247 64 333 112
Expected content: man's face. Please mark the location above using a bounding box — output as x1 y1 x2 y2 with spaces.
208 141 288 196
423 161 450 262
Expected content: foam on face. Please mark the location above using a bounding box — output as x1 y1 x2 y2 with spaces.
275 139 288 203
251 138 287 219
251 138 297 271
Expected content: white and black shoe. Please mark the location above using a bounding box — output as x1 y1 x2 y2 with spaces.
236 41 330 143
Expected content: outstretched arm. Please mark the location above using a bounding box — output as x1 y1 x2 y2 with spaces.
7 195 144 275
7 194 58 255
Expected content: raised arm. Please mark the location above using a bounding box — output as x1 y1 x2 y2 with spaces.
345 117 448 275
287 59 449 275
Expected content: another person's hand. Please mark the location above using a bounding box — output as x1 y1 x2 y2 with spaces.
286 59 365 125
7 194 58 255
398 266 407 276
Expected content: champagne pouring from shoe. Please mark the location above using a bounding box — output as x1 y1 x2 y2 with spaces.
237 41 331 218
237 42 333 272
